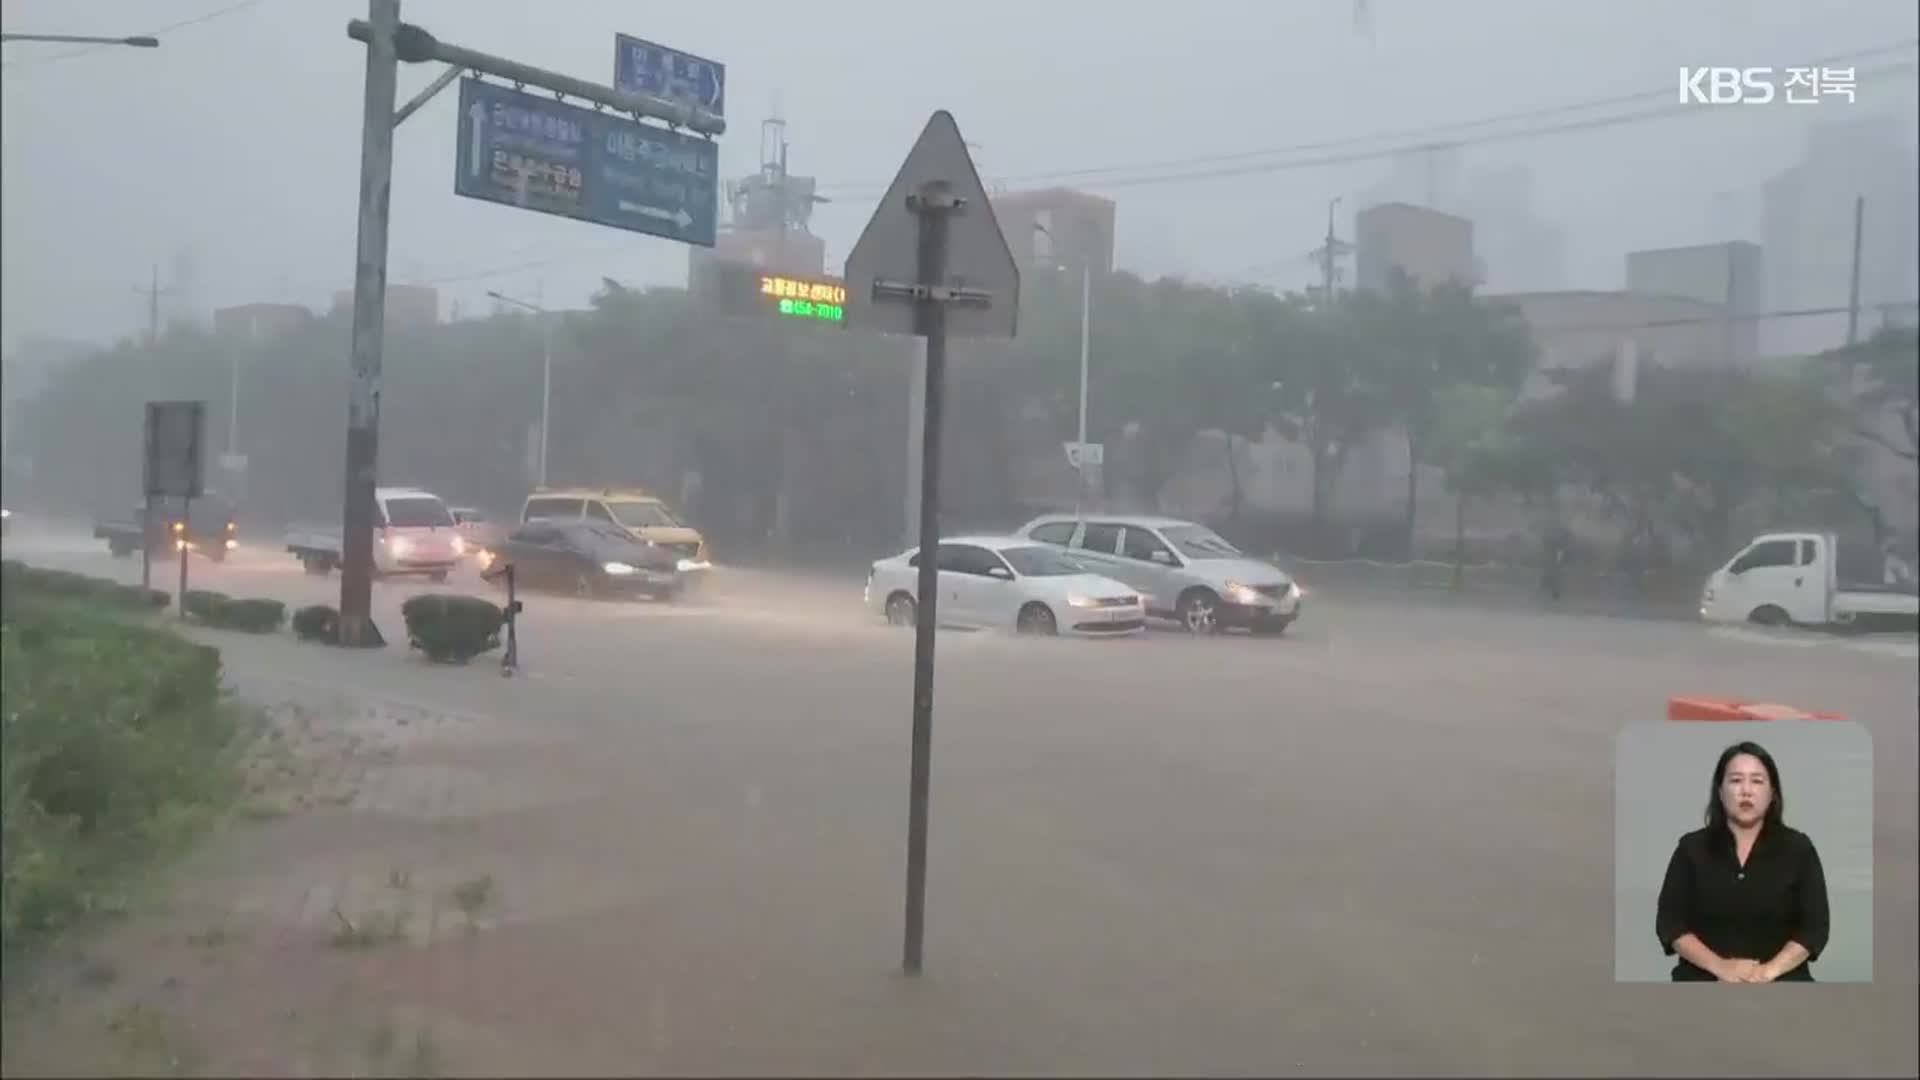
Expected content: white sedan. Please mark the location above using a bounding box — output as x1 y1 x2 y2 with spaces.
865 535 1146 637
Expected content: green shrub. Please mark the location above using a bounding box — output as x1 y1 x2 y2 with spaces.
1 602 243 958
291 604 341 644
181 589 231 622
209 598 285 634
400 594 503 664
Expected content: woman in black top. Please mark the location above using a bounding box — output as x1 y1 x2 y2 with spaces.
1655 740 1830 982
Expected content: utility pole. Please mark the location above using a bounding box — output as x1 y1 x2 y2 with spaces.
1321 197 1344 304
1846 195 1865 346
337 0 401 649
135 264 174 345
485 286 552 487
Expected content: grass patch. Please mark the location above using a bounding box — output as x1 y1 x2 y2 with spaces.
1 566 249 981
329 907 407 950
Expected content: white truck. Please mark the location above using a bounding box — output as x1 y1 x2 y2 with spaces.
284 486 466 581
1700 530 1919 634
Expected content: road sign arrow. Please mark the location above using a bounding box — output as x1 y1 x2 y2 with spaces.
620 201 694 229
467 101 487 175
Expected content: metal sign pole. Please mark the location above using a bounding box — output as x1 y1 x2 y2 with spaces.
177 495 192 616
901 179 960 976
140 493 153 591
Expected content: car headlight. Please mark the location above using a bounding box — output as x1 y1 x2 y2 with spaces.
225 538 238 550
451 536 466 555
1066 593 1099 608
676 558 711 572
477 549 496 570
1224 581 1260 604
387 536 412 557
603 561 637 575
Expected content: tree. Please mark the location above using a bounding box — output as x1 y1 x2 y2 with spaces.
1821 325 1917 463
1426 383 1517 585
1359 271 1535 558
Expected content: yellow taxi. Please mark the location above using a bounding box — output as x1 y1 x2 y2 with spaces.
518 488 712 572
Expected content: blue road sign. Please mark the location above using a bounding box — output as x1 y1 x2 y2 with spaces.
453 78 717 247
613 33 725 118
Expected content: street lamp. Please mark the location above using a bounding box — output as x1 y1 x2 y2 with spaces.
1034 220 1093 516
486 286 552 488
1 32 159 47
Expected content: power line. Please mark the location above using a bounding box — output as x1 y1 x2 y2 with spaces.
815 39 1919 197
1 0 271 71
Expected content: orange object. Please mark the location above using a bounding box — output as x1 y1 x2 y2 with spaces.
1667 696 1846 722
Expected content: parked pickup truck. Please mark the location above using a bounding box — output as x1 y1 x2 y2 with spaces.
1700 530 1919 634
94 495 238 562
284 486 465 580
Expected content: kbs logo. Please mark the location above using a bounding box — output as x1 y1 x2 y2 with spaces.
1679 67 1775 104
1679 67 1857 105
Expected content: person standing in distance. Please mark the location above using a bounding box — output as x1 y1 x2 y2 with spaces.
1655 740 1830 982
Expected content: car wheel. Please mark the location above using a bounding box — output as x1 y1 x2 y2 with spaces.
1177 588 1221 635
1748 604 1790 627
885 592 916 627
1016 602 1058 636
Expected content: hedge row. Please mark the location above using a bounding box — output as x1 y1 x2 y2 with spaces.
1 567 243 958
2 561 169 615
179 590 286 634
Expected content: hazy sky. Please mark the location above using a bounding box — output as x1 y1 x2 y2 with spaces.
2 0 1916 350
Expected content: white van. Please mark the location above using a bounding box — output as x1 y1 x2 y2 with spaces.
1700 530 1920 633
283 486 464 579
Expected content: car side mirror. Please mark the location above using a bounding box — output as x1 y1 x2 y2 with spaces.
987 566 1013 581
1151 551 1175 566
1727 562 1748 576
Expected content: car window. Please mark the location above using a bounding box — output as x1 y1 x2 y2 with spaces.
512 524 560 544
1160 523 1242 559
939 544 1007 577
1076 523 1122 554
1798 539 1816 566
1733 539 1796 572
583 500 619 524
1028 521 1077 546
608 500 680 528
1121 526 1175 563
523 497 584 522
383 496 454 528
1001 545 1088 577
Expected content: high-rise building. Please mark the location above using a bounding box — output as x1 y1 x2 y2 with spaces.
1761 108 1920 357
1624 241 1764 367
1354 202 1475 293
689 117 829 300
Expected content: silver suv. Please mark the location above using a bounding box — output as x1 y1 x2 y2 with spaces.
1015 514 1302 635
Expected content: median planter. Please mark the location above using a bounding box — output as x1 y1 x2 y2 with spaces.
181 589 232 623
400 594 504 665
213 598 286 634
292 604 341 644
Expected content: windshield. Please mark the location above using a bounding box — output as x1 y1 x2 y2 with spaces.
383 497 454 528
1000 545 1090 577
609 500 680 528
1161 524 1241 559
571 521 643 546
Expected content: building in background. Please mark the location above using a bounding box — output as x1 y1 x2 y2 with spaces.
1356 151 1567 292
1761 108 1920 357
330 284 439 330
689 116 827 297
212 302 313 342
1624 241 1764 367
991 187 1117 275
1354 201 1476 292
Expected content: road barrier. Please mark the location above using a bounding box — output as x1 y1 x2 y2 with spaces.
1666 695 1847 722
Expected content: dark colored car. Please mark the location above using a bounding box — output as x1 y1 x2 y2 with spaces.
480 520 681 600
